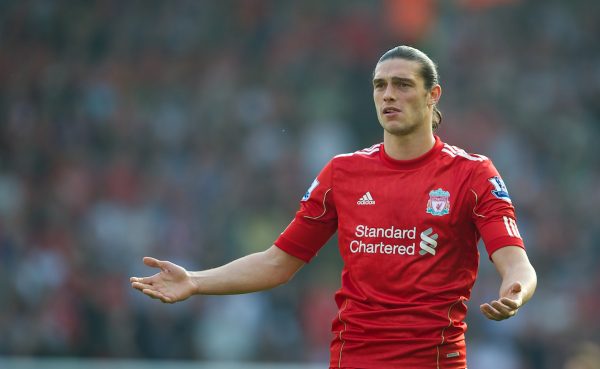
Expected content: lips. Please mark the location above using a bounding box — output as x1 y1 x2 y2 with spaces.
382 106 401 114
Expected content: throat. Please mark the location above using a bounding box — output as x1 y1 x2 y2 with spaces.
383 132 435 161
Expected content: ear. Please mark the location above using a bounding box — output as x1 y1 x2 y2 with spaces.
428 85 442 106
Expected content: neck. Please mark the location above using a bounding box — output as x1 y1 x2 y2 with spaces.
383 129 436 161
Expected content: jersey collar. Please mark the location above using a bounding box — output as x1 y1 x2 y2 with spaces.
379 135 443 170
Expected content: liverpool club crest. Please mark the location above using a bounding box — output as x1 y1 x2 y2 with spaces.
426 188 450 216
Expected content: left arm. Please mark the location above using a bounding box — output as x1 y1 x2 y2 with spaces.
480 246 537 321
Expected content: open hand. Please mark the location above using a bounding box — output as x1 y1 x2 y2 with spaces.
480 282 523 321
130 257 197 303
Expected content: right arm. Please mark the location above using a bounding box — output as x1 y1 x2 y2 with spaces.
130 245 305 303
132 160 337 304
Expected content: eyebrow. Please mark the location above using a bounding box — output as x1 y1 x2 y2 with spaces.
372 76 416 85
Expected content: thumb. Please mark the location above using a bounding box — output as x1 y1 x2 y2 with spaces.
510 282 522 294
143 257 164 269
502 282 523 300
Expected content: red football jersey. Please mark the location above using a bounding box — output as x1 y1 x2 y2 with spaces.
274 136 524 369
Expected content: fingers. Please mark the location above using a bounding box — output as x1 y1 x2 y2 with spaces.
129 257 167 284
480 300 519 321
141 288 173 304
491 300 515 317
480 303 502 320
131 281 174 303
130 276 151 284
129 272 160 285
500 297 520 309
131 281 153 292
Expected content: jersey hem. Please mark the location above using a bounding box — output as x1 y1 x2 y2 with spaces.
487 237 525 260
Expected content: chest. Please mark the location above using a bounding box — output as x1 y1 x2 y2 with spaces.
333 165 473 230
331 162 481 288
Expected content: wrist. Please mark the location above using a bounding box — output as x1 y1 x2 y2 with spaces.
188 271 203 295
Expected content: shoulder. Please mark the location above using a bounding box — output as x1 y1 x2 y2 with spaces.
439 141 502 181
321 144 383 181
440 142 490 164
313 143 382 181
332 143 382 164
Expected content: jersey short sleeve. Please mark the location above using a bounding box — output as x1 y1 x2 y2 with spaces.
470 160 525 258
274 161 338 262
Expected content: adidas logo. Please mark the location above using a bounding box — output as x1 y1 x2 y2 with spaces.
357 192 375 205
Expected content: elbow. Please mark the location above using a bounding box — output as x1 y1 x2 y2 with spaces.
262 246 304 288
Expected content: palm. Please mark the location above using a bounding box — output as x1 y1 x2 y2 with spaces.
130 257 196 303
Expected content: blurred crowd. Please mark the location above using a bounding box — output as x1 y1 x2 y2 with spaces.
0 1 599 368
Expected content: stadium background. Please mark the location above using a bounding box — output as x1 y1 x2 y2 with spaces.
0 1 599 368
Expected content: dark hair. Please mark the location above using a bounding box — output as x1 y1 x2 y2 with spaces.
376 46 442 130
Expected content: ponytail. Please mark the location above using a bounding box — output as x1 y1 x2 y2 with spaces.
433 106 442 131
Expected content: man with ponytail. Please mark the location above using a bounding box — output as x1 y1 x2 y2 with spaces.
131 46 536 369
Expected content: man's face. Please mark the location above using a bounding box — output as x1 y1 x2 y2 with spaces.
373 58 437 136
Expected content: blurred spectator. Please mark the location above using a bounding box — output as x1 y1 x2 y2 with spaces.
565 343 600 369
0 1 598 368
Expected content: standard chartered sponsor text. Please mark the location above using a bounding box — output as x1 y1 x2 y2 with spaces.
351 225 416 255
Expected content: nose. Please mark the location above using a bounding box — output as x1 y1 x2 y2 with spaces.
383 85 396 102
